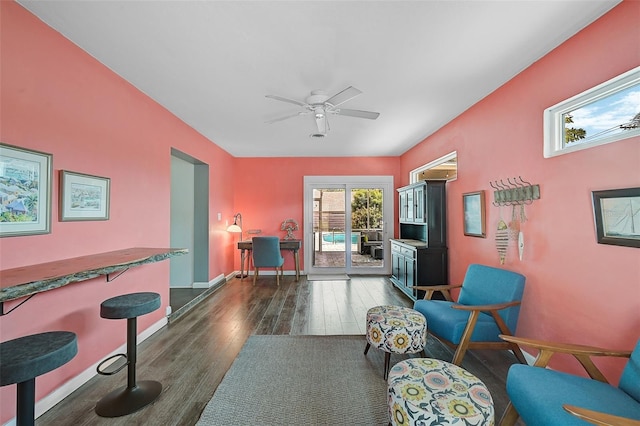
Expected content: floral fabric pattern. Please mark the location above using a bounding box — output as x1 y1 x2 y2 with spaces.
366 305 427 355
388 358 494 426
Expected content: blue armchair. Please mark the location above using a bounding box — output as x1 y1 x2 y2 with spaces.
251 236 284 286
412 263 527 365
499 335 640 425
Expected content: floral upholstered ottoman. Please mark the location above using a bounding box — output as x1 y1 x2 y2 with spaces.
387 358 494 426
364 305 427 379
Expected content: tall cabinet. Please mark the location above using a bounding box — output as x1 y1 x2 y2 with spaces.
391 180 447 300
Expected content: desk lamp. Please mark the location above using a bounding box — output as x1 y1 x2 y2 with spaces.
226 212 243 241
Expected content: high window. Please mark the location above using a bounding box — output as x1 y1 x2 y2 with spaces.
543 67 640 158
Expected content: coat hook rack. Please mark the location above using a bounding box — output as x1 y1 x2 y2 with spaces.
489 176 540 206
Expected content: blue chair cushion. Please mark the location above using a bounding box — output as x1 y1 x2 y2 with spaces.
619 339 640 402
457 264 525 331
252 236 284 268
507 364 640 425
413 300 505 343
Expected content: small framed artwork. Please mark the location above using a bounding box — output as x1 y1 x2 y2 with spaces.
463 190 486 238
0 143 53 237
60 170 110 221
592 187 639 248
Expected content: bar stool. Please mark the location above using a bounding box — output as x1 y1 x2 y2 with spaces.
95 292 161 417
0 331 77 426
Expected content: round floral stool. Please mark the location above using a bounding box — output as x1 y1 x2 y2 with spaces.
364 305 427 379
387 358 494 426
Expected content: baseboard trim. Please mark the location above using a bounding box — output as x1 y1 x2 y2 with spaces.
243 270 299 276
193 273 224 289
19 317 168 425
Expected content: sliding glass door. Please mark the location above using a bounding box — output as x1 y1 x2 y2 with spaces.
304 176 393 276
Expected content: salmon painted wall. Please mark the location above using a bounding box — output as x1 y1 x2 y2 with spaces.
232 157 401 271
400 1 640 382
0 2 235 422
1 0 638 422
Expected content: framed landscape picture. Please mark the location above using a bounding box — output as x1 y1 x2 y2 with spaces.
463 190 486 238
60 170 110 221
592 187 639 248
0 143 52 237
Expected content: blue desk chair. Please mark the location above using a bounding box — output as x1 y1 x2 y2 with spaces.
499 336 640 426
252 236 284 286
412 263 527 365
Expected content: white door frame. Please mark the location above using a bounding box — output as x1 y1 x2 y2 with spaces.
303 175 394 275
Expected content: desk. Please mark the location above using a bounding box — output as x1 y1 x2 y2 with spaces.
237 239 301 281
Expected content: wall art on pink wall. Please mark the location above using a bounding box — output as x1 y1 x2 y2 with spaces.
592 187 640 248
0 143 52 237
462 190 486 238
59 170 110 221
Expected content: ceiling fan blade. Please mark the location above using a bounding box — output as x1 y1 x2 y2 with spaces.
335 108 380 120
265 112 303 124
265 94 308 107
325 86 362 107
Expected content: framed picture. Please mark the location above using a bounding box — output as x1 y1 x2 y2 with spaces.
0 143 53 237
60 170 110 221
592 187 639 248
463 190 486 238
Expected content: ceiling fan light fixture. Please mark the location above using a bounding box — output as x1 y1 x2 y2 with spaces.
266 86 379 137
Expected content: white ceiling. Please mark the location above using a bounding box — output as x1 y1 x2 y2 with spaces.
17 0 620 158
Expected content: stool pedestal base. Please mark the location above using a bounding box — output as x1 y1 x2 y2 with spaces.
95 380 162 417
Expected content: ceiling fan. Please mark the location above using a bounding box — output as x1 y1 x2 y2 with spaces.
265 86 380 138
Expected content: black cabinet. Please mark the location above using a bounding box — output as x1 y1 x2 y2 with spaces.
390 241 447 300
398 180 446 247
391 180 448 301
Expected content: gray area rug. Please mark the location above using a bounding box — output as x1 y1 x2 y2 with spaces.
196 335 389 425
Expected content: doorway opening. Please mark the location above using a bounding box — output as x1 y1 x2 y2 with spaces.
169 149 209 315
410 151 457 183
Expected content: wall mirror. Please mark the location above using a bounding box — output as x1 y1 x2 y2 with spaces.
543 66 639 158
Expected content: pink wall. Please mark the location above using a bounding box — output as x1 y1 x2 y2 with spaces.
1 0 639 423
0 3 235 422
233 157 401 271
400 1 640 381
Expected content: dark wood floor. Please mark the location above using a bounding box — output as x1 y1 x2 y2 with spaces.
36 275 522 425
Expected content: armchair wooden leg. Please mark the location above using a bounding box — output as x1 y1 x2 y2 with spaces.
493 317 528 364
499 402 520 426
452 311 480 365
276 267 280 286
509 342 527 364
253 268 259 286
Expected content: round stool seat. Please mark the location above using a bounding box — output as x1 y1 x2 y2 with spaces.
366 305 426 354
388 358 494 426
0 331 77 386
101 292 161 319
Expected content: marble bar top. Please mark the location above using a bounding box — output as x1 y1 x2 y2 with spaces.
0 247 187 303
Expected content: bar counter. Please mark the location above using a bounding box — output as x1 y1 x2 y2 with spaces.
0 247 187 309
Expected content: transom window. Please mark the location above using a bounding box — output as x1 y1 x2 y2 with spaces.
543 66 640 158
